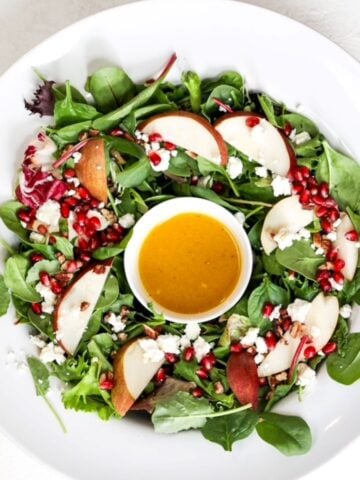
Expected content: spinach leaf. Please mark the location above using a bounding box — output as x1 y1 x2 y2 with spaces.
4 255 41 302
95 275 119 310
27 309 55 339
190 186 238 211
0 200 29 241
347 207 360 233
339 270 360 304
257 94 284 128
86 67 136 113
281 113 318 137
49 120 92 145
87 333 115 371
261 252 285 276
265 374 297 412
26 259 60 283
203 84 244 118
0 274 10 316
202 71 245 94
52 235 74 259
117 159 151 188
283 276 319 302
182 71 201 113
316 142 360 213
52 83 87 103
331 317 349 356
327 333 360 385
248 278 289 330
92 231 132 260
275 241 324 280
201 409 258 451
256 412 312 456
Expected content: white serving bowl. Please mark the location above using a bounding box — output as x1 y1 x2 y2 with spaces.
124 197 253 322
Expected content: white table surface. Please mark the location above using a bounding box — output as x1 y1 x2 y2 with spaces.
0 0 359 479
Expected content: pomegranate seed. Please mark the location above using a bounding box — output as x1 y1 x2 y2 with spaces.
90 198 99 208
64 197 79 207
31 303 42 315
246 116 260 128
310 186 319 196
73 222 84 235
65 260 81 273
154 367 167 384
39 271 51 287
292 182 304 195
263 302 275 318
50 279 62 295
307 176 318 187
76 211 87 225
284 122 292 136
319 183 329 198
333 271 344 284
326 248 338 262
164 141 176 151
316 269 330 281
183 346 195 362
265 331 278 351
149 133 163 143
78 237 89 251
99 378 115 390
165 353 178 364
148 151 161 166
106 229 120 243
230 343 243 353
196 368 209 380
192 387 204 398
60 203 70 218
299 166 311 178
31 253 44 263
321 219 333 234
63 168 75 178
320 279 332 292
299 189 311 205
190 176 199 185
89 236 101 251
200 353 216 371
291 168 303 182
259 377 268 387
333 258 345 272
316 206 328 218
312 195 327 207
112 223 124 234
84 225 96 237
304 345 316 360
17 209 31 223
345 230 359 242
325 198 337 208
88 216 101 230
328 209 340 222
110 128 124 137
77 186 91 200
79 252 91 262
37 224 48 235
212 182 225 195
323 342 337 355
282 318 292 332
49 235 57 245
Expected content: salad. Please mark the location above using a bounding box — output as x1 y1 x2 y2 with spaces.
1 53 360 456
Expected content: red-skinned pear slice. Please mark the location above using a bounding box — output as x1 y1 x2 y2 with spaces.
227 351 259 410
139 111 228 165
54 261 112 355
258 293 339 377
112 339 164 416
75 138 107 203
214 113 296 175
334 213 359 281
261 195 314 255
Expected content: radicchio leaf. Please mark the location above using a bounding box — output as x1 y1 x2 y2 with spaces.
24 80 55 117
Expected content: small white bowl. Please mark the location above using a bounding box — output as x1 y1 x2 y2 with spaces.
124 197 253 323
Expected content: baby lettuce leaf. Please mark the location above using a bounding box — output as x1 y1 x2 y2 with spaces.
0 275 10 317
327 333 360 385
201 409 258 451
86 67 136 113
4 255 41 303
316 142 360 213
256 413 312 456
182 71 201 113
275 240 324 280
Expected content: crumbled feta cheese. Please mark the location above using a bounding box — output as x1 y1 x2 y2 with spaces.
5 349 28 374
226 156 243 179
36 199 61 232
179 335 191 351
35 282 57 314
241 327 259 347
315 247 325 255
287 299 311 323
150 148 171 172
255 337 268 354
193 336 213 362
171 150 178 157
298 228 311 240
271 175 292 197
296 363 316 388
289 128 297 141
294 131 311 145
184 323 201 341
87 210 109 230
30 335 47 349
255 166 269 178
138 338 165 363
340 304 352 319
151 142 161 151
329 277 343 291
67 177 80 187
273 227 310 250
218 105 227 113
135 130 142 140
72 152 82 163
29 232 46 244
156 334 181 354
326 231 337 242
269 305 281 321
39 342 66 365
254 353 265 364
118 213 135 229
234 211 245 226
105 312 126 333
67 211 77 241
197 175 213 188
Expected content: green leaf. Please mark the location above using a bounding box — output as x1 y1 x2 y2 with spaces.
0 200 29 241
27 357 50 396
51 355 89 382
347 207 360 233
316 142 360 213
202 84 244 118
49 120 92 145
248 278 289 330
275 240 324 280
87 333 114 371
331 317 349 356
190 186 238 211
26 259 60 283
261 252 285 276
339 270 360 304
256 413 312 456
117 159 151 188
0 274 10 317
281 113 318 137
257 94 284 128
4 255 41 302
52 83 87 103
151 391 214 433
201 409 258 451
182 71 202 113
95 275 119 310
86 67 136 113
327 333 360 385
52 235 74 259
265 373 298 412
27 308 55 339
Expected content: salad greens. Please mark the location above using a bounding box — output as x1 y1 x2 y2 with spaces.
0 54 360 456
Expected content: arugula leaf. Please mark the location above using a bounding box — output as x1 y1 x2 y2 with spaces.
4 255 41 302
327 333 360 385
256 413 312 456
26 259 60 283
0 274 10 316
86 67 136 113
182 71 201 113
201 409 258 451
275 240 324 280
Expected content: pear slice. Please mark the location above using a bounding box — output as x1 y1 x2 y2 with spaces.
75 138 107 203
334 213 359 281
214 113 296 175
261 195 314 255
112 339 164 416
54 261 112 355
139 111 228 165
258 293 339 377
